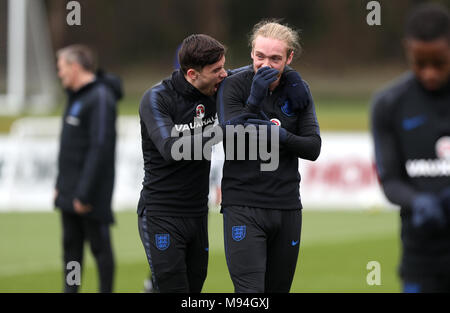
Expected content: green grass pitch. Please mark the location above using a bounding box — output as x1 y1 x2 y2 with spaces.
0 209 401 293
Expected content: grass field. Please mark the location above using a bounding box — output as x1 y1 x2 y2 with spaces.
0 209 401 293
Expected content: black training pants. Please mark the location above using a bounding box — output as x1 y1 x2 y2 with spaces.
138 209 209 293
61 211 115 293
223 206 302 293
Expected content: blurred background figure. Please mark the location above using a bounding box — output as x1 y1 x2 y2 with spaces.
55 44 123 292
371 3 450 293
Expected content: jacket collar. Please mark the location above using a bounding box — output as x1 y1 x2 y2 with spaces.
171 70 208 100
66 78 97 101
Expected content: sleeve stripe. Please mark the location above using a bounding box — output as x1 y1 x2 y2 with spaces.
217 78 227 125
371 121 385 178
310 101 320 136
149 84 170 139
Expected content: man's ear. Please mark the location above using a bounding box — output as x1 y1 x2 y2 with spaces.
186 68 198 81
286 51 294 65
72 62 84 75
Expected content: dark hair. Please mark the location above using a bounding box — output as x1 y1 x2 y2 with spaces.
405 3 450 41
57 44 97 72
178 34 226 74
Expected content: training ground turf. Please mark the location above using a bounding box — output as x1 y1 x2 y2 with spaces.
0 209 401 293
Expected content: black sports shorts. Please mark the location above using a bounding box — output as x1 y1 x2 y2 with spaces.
222 205 302 293
138 209 209 293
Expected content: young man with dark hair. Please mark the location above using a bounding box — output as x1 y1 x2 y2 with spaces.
55 44 123 292
217 20 321 293
371 3 450 292
138 34 228 293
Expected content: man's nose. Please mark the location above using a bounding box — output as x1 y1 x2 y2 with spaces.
220 69 228 78
262 60 271 68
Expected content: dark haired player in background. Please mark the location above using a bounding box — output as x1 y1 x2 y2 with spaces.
371 3 450 292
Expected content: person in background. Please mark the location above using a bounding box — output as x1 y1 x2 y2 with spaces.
371 4 450 292
55 44 123 293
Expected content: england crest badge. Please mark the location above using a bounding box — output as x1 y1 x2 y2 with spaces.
232 225 246 242
155 234 170 251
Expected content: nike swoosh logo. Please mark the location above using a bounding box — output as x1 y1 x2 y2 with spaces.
402 115 426 131
291 240 299 246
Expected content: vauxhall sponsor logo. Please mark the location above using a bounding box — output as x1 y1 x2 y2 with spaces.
174 115 216 132
406 136 450 177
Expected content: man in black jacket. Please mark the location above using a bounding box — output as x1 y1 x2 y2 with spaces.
371 4 450 292
55 44 122 293
217 20 321 293
138 34 228 293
